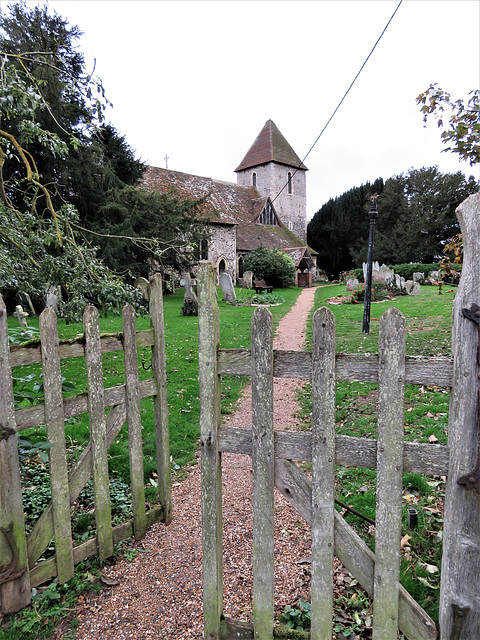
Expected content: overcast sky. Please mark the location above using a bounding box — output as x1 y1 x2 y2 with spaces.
32 0 480 218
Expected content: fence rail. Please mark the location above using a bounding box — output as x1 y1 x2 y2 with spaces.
0 274 171 615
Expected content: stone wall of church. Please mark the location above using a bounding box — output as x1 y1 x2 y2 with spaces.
237 163 307 242
207 224 237 280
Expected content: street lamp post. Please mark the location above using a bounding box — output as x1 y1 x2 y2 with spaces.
362 196 378 334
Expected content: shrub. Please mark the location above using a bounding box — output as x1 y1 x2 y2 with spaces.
181 298 198 316
348 268 364 282
388 263 438 281
242 246 296 288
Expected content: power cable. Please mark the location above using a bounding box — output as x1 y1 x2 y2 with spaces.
271 0 403 206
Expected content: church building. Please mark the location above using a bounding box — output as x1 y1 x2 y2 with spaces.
143 120 316 285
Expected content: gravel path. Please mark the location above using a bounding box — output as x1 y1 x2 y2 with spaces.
52 287 321 639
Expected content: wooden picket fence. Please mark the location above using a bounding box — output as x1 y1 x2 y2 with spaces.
0 274 171 615
197 193 480 640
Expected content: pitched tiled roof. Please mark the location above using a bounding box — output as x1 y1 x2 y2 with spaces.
143 166 258 225
142 166 316 265
235 120 307 172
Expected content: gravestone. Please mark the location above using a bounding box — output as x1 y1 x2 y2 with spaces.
363 261 379 282
219 273 236 302
394 274 406 289
14 305 28 328
243 271 253 289
409 281 421 295
347 278 359 290
430 270 440 280
135 277 150 301
413 272 425 284
183 274 198 304
379 264 394 282
404 280 419 295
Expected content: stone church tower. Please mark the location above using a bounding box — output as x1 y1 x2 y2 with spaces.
235 120 308 241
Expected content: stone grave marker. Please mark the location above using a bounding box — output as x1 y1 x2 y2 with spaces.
219 273 236 302
243 271 253 289
363 261 379 282
183 274 198 304
14 305 28 328
135 277 150 301
410 281 421 295
379 264 394 282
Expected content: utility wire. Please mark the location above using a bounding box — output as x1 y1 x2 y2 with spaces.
271 0 403 206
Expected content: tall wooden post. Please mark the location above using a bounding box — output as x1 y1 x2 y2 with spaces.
149 274 172 524
440 193 480 639
251 306 274 640
198 261 223 639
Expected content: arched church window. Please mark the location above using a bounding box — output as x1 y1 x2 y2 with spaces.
287 172 293 194
258 202 277 226
252 172 257 187
218 259 226 276
238 255 244 278
200 238 208 260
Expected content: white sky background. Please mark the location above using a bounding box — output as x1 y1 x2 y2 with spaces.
29 0 480 218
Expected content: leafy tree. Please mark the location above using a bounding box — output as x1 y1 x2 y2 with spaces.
417 85 480 166
242 247 296 288
87 184 211 280
0 1 109 206
306 179 384 277
0 3 210 315
308 168 478 277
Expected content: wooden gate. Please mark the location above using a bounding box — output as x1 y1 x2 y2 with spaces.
0 274 171 615
197 194 480 640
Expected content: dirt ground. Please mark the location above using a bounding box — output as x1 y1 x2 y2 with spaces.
51 286 350 640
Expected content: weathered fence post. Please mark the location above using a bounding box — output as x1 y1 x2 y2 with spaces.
373 307 406 640
311 307 336 640
198 261 223 639
84 306 113 561
440 193 480 639
123 304 147 539
39 308 74 583
149 274 172 525
251 306 274 640
0 295 31 613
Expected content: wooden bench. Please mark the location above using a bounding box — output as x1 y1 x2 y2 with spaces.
253 280 273 294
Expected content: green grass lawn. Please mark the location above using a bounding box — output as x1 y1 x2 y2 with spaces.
10 285 302 486
296 283 455 627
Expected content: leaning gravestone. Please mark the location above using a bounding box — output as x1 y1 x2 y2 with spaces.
243 271 253 289
18 291 36 316
219 273 236 302
14 305 28 328
413 272 425 284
